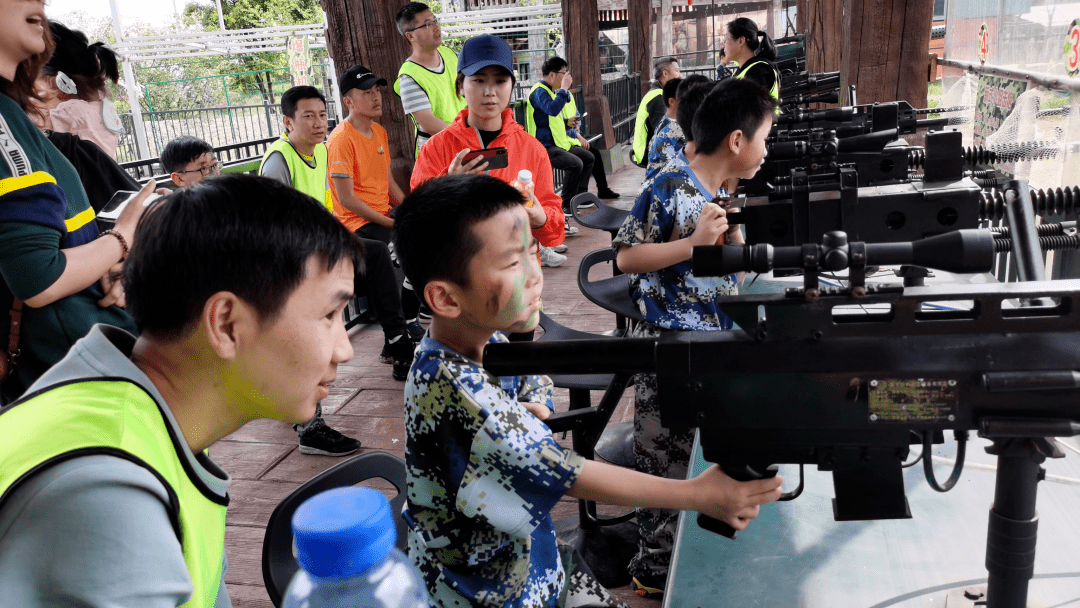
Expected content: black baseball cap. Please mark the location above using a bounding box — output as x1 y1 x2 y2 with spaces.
339 65 388 95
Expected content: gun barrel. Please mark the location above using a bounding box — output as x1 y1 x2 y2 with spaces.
483 336 657 377
692 229 996 277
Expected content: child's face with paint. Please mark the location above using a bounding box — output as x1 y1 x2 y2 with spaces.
457 205 543 335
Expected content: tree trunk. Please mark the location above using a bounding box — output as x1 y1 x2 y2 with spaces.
799 0 844 75
802 0 933 107
562 0 615 150
320 0 414 170
841 0 934 108
627 0 651 96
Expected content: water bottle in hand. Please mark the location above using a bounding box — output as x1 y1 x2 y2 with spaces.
282 486 428 608
510 169 535 208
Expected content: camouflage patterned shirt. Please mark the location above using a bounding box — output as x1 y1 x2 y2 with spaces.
645 116 685 182
404 332 586 608
613 150 737 330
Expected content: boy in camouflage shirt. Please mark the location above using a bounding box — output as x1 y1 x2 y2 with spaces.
644 77 685 182
613 78 778 597
393 173 782 608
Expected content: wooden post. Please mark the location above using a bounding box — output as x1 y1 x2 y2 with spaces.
563 0 616 150
801 0 933 107
627 0 652 96
321 0 414 176
841 0 934 107
657 0 673 58
800 0 845 75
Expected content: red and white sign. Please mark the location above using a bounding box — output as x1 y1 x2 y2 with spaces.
978 23 990 63
1066 20 1080 77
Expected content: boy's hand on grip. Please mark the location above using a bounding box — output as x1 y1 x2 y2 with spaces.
687 203 729 248
692 464 783 532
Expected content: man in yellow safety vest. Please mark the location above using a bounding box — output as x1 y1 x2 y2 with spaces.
394 2 467 155
0 175 364 607
631 56 681 167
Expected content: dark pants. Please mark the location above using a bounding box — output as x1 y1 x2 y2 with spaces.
354 237 406 341
548 145 595 211
355 222 392 244
583 145 611 191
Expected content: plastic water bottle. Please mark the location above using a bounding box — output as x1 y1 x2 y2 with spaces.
281 486 429 608
510 169 535 207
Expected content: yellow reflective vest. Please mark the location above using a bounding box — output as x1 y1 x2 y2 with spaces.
734 59 781 114
394 46 467 155
525 82 577 151
261 135 332 212
0 380 228 607
632 87 664 166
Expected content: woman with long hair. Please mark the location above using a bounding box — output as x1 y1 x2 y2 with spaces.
723 17 781 105
34 21 124 158
0 2 151 402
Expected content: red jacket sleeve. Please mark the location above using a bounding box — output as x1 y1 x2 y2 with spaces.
410 139 451 190
528 143 565 247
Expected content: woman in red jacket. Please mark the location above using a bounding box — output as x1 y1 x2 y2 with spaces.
410 35 565 254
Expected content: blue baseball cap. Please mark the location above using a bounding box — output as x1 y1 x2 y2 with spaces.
458 34 514 76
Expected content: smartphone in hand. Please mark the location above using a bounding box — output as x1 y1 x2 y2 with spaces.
97 189 163 228
462 147 509 170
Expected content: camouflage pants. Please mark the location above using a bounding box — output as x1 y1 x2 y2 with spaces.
627 322 695 580
558 542 630 608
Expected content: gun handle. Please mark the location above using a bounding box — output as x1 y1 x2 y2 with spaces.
697 513 738 538
696 464 780 540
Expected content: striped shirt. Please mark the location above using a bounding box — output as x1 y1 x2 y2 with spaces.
399 55 444 150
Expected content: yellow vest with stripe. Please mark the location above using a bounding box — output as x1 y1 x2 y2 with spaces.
394 46 467 154
632 87 664 165
262 136 332 212
525 82 577 151
0 380 227 607
734 59 781 114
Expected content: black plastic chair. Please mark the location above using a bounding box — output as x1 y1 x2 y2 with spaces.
535 312 638 587
536 312 634 469
571 192 629 240
577 248 644 327
262 451 408 607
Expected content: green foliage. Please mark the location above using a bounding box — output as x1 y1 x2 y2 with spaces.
51 10 228 113
180 0 323 105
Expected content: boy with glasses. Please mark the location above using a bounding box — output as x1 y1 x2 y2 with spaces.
160 136 219 187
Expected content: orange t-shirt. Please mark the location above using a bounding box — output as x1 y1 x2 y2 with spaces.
327 120 391 232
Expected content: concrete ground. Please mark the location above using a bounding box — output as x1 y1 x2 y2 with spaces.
214 147 659 607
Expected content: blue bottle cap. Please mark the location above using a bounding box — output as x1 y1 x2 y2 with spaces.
291 486 397 578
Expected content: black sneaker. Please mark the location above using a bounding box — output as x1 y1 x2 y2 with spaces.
405 320 425 343
380 336 415 381
417 304 432 322
598 188 621 199
577 199 596 209
299 420 361 456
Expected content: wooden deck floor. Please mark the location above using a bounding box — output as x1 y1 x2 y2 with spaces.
215 149 660 607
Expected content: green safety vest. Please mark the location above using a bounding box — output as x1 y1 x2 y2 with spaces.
632 87 664 165
0 379 227 607
734 59 781 114
525 82 577 151
261 135 332 212
394 46 467 154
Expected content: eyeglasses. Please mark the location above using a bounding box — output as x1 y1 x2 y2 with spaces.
407 18 439 33
554 70 569 76
181 161 220 177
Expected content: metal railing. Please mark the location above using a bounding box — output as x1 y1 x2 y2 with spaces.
116 99 341 163
121 135 281 183
604 71 642 145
